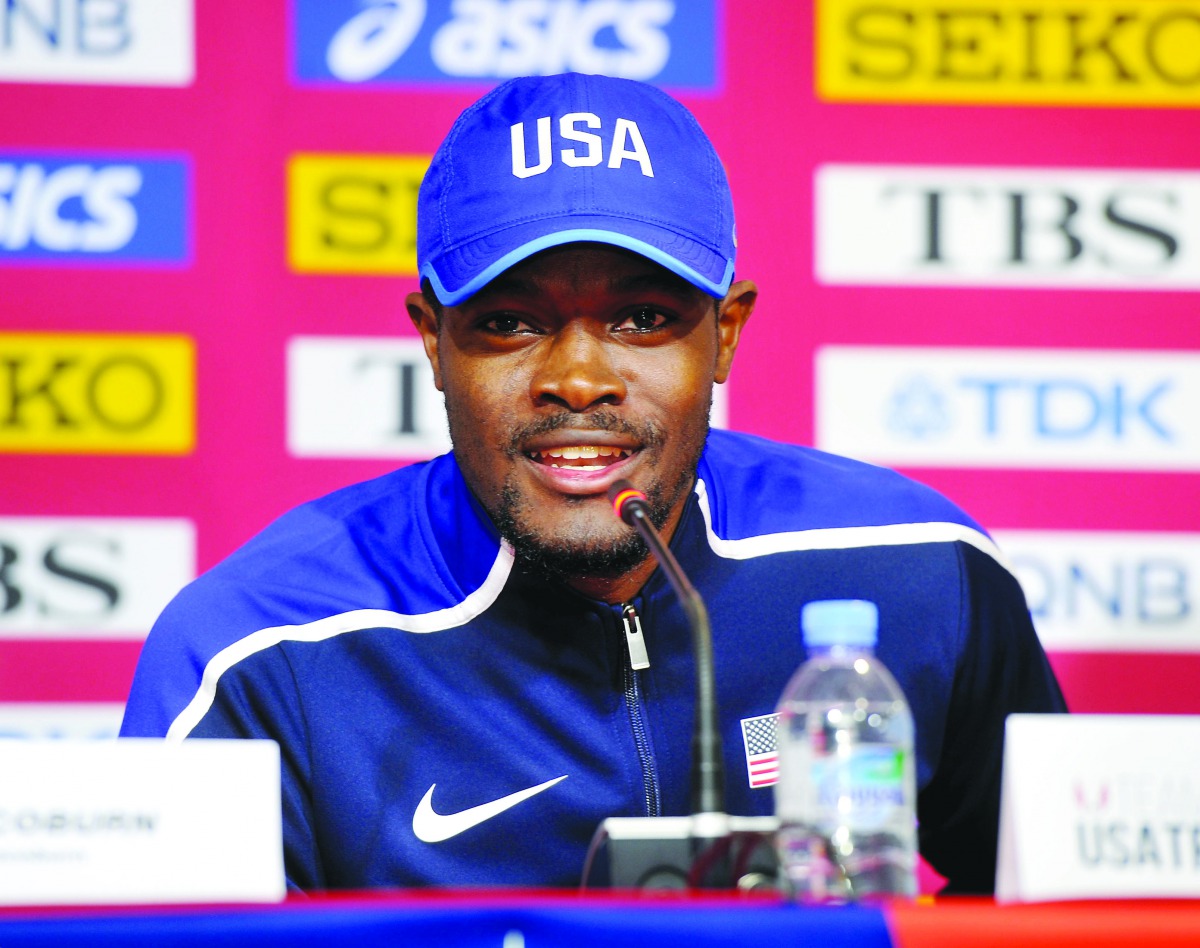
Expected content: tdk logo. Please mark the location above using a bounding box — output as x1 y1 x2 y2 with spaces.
0 155 189 264
886 378 1173 443
293 0 717 88
817 347 1200 471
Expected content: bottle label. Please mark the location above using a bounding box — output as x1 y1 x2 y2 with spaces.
809 746 908 831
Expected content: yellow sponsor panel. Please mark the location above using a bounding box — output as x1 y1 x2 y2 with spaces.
0 333 194 455
288 153 430 275
818 0 1200 106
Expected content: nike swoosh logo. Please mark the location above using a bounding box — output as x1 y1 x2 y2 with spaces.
412 775 568 843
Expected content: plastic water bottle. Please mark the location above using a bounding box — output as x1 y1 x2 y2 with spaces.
774 599 917 902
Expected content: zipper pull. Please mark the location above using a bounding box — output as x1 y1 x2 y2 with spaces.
622 603 650 671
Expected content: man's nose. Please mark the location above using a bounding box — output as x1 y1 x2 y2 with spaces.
530 323 627 411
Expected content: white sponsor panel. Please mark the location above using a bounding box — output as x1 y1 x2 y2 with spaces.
0 0 194 86
288 336 451 458
816 164 1200 289
288 335 728 458
0 703 124 739
997 715 1200 903
0 739 285 904
0 518 194 639
815 347 1200 471
995 530 1200 653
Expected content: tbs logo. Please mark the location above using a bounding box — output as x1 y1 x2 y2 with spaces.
293 0 717 88
0 155 189 265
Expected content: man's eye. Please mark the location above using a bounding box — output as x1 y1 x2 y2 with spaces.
615 307 671 332
482 314 536 334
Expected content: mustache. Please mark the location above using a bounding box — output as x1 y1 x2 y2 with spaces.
505 410 665 456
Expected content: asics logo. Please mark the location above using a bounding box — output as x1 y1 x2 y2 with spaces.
411 775 568 843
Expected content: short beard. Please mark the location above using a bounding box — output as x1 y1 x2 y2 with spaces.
485 410 707 585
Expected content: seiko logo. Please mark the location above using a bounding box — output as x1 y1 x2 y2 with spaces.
287 153 427 275
843 5 1200 85
0 333 194 453
816 165 1200 289
295 0 716 88
816 347 1200 471
511 114 653 179
0 0 193 87
817 0 1200 106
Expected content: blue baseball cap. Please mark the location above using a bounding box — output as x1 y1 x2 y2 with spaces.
417 72 737 306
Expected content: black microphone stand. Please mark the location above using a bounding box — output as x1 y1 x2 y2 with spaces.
581 482 777 890
608 481 725 819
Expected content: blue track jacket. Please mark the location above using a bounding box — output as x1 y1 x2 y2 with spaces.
121 430 1066 893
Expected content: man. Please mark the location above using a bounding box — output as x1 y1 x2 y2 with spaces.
121 73 1065 893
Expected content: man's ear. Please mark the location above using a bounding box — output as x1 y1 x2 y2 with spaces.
714 279 757 384
406 290 444 392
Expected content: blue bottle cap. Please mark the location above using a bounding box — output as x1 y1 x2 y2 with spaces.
801 599 879 649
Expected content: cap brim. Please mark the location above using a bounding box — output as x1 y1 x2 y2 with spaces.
421 218 735 307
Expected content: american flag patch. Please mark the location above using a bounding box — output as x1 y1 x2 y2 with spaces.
740 713 780 788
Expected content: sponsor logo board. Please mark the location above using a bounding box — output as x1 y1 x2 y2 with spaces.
995 530 1200 653
288 153 427 275
0 333 195 454
815 346 1200 470
0 517 194 638
816 164 1200 289
292 0 717 88
0 154 190 265
0 703 125 739
288 336 451 458
0 0 194 87
818 0 1200 107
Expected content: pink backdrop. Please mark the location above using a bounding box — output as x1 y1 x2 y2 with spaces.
2 2 1198 725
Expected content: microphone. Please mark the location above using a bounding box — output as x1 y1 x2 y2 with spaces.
608 481 724 817
581 482 777 890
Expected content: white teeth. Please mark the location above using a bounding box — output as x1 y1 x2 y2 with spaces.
531 445 632 462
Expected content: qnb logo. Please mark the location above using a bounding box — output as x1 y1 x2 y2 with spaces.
1 0 133 57
0 0 194 87
320 0 679 83
996 529 1200 651
510 113 653 179
0 162 141 253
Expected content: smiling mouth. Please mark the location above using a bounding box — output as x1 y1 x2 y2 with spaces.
526 445 636 471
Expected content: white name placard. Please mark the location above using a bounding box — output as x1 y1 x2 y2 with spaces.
0 739 285 905
997 714 1200 903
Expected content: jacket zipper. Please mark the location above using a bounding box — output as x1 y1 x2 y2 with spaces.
621 603 660 817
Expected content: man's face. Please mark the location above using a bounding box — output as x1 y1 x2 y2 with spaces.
409 244 754 595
